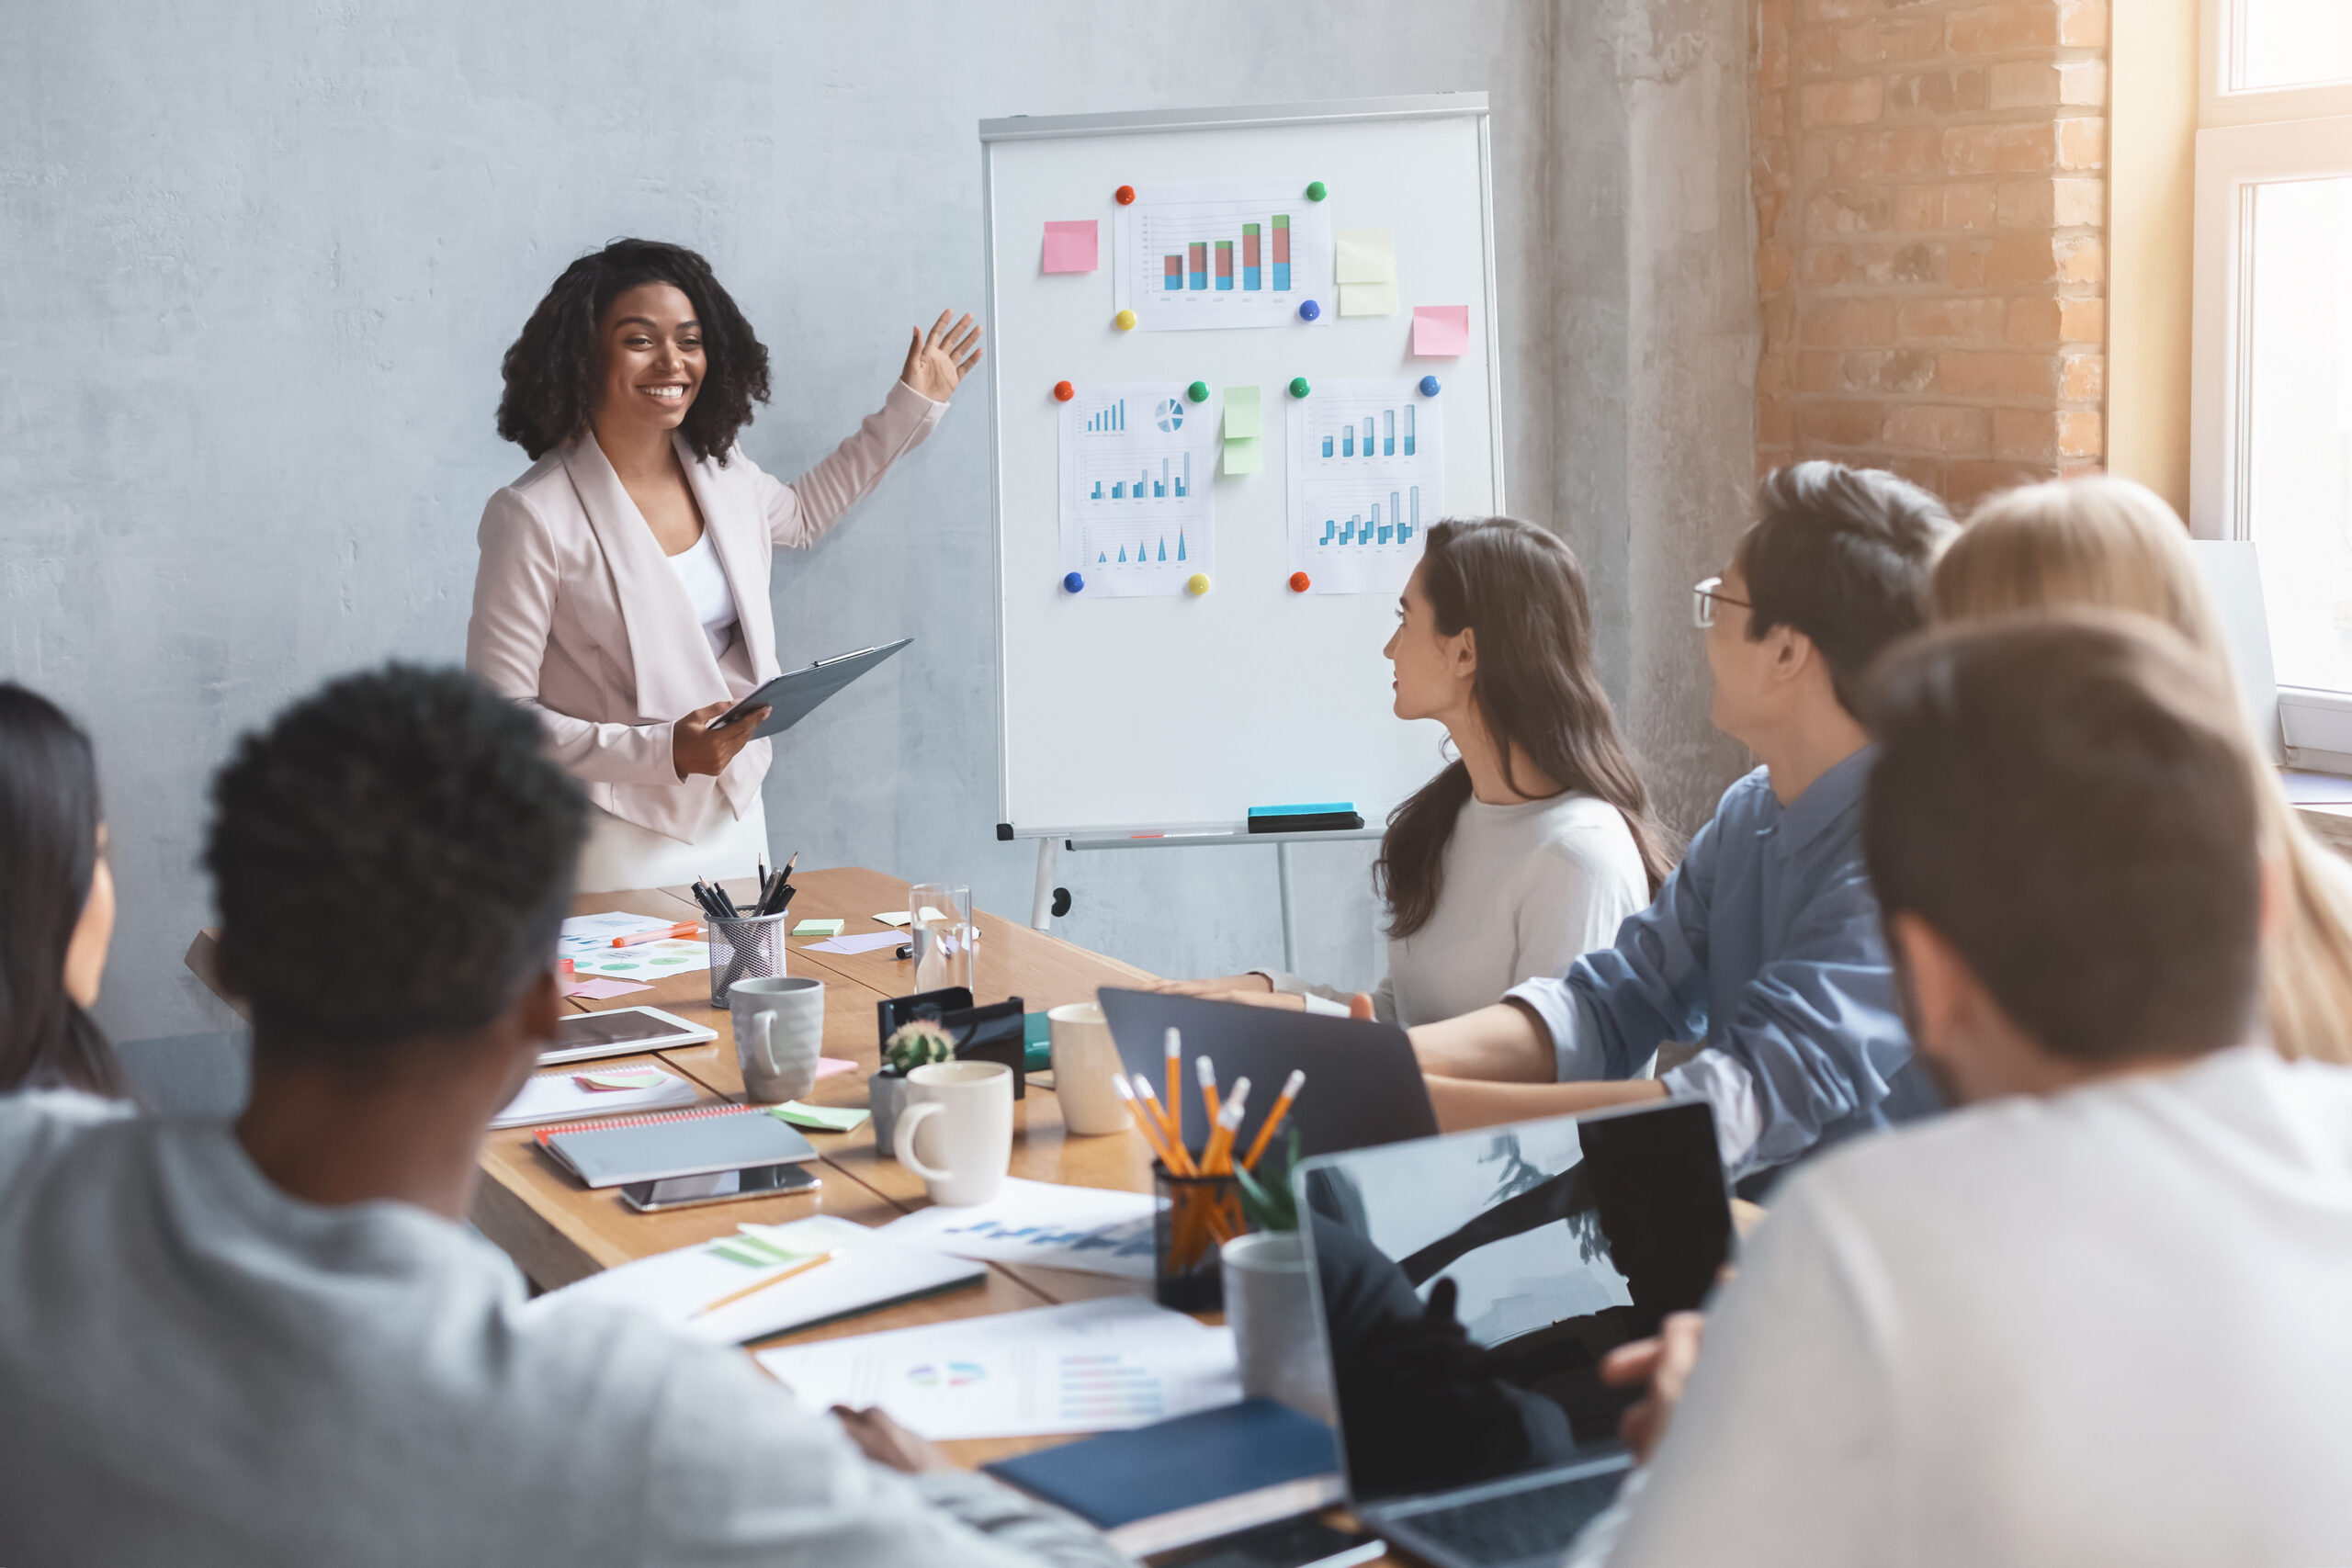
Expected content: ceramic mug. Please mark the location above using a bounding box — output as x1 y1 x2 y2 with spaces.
892 1059 1014 1206
1046 1001 1130 1135
729 976 824 1104
1220 1231 1336 1424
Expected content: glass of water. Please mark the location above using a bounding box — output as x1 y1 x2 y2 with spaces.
908 883 977 995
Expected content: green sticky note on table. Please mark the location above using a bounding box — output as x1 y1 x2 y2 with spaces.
768 1101 872 1134
793 919 845 937
1222 386 1261 440
1336 228 1396 284
1223 436 1262 475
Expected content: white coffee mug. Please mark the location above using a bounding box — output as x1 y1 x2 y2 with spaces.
1047 1001 1130 1135
729 976 824 1104
893 1059 1014 1206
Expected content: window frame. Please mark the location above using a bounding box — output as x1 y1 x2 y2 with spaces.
2192 0 2352 768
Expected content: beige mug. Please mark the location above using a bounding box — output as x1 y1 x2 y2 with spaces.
892 1060 1014 1206
1047 1002 1130 1135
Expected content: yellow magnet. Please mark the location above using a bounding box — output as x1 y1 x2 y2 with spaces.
1114 309 1137 331
1186 572 1211 595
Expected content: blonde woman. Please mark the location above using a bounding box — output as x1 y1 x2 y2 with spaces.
1933 475 2352 1064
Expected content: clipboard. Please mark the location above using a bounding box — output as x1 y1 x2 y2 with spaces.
711 638 911 740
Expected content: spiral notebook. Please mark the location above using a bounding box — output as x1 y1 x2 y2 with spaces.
536 1103 820 1189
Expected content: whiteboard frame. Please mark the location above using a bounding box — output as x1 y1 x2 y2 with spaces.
978 95 1503 840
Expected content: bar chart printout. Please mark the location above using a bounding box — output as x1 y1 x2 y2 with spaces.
1284 378 1444 595
1114 178 1333 331
1057 381 1218 598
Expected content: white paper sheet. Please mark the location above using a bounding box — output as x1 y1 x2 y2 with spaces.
1112 179 1334 333
877 1178 1160 1280
491 1068 699 1129
1284 377 1445 596
559 910 712 981
756 1297 1238 1440
805 931 906 955
1058 381 1219 598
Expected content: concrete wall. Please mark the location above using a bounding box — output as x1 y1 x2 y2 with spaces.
0 0 1755 1045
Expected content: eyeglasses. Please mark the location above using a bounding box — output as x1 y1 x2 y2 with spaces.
1691 576 1751 629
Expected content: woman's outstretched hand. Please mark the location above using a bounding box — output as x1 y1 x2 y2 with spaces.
901 310 983 401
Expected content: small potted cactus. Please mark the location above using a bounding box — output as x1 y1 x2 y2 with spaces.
871 1015 956 1155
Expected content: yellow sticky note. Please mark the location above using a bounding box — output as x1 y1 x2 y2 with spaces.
1340 282 1398 317
1335 229 1395 284
1223 436 1262 475
1223 386 1261 440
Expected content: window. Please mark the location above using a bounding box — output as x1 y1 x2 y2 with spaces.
2194 0 2352 767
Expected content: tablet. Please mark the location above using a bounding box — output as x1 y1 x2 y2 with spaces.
712 638 912 741
539 1005 719 1066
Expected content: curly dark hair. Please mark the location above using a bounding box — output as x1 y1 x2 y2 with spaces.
496 238 772 464
206 664 588 1062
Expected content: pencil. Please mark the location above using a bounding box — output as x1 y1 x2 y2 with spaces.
1203 1078 1250 1175
1194 1055 1221 1126
690 1249 836 1317
1131 1077 1196 1175
1240 1069 1306 1171
1162 1027 1182 1142
1114 1076 1181 1168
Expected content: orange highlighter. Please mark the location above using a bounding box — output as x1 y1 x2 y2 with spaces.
612 921 698 947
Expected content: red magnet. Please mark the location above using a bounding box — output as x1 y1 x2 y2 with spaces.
1114 185 1136 205
1053 380 1075 401
1289 571 1312 592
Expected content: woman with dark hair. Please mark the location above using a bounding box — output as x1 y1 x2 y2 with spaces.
469 239 979 889
1158 518 1669 1025
0 683 124 1095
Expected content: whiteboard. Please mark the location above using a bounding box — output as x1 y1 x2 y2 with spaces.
980 96 1503 838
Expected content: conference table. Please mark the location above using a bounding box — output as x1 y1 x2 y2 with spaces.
188 865 1411 1559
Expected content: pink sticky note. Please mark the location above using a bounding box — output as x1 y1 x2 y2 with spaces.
816 1057 856 1080
1042 220 1099 274
561 976 652 999
1413 305 1471 357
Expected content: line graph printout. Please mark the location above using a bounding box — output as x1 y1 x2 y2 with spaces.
1285 378 1444 595
1114 179 1334 332
1058 382 1218 597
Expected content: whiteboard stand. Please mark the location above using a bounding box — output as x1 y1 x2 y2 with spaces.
1034 828 1384 972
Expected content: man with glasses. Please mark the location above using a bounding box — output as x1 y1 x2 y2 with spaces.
1408 462 1956 1187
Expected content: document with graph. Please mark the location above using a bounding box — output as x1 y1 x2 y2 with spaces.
1113 178 1334 332
1057 381 1219 597
1284 378 1444 595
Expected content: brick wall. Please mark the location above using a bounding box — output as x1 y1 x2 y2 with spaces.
1751 0 2110 507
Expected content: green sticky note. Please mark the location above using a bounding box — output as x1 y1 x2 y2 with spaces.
1223 436 1262 475
1335 228 1396 284
709 1242 774 1268
769 1101 872 1134
1222 386 1261 440
793 919 845 937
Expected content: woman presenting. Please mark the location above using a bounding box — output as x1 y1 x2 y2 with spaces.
468 239 978 891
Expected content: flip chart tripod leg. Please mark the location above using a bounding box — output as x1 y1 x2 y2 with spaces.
1031 837 1059 931
1278 840 1299 973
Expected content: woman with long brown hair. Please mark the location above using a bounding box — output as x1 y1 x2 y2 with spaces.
1933 474 2352 1064
1158 517 1670 1025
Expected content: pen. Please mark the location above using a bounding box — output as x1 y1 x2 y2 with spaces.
1240 1069 1306 1171
612 921 698 947
690 1249 838 1317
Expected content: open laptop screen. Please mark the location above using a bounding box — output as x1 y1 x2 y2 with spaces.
1295 1100 1731 1506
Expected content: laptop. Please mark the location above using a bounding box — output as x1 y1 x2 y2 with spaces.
1294 1100 1731 1568
1096 989 1438 1156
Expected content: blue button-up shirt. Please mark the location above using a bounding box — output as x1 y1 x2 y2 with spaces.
1508 746 1939 1176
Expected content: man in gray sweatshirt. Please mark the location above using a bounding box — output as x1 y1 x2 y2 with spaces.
0 663 1126 1568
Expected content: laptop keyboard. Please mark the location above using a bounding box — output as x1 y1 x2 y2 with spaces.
1396 1471 1623 1564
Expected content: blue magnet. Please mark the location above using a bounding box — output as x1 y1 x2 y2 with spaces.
1063 571 1085 593
1419 375 1442 397
1298 299 1320 321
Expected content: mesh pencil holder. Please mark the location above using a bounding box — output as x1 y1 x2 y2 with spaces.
1153 1163 1244 1313
707 912 790 1009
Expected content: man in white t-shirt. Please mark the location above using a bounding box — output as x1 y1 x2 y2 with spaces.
0 664 1125 1568
1572 614 2352 1566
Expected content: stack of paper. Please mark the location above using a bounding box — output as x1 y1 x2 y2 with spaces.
756 1297 1238 1440
492 1066 698 1129
559 911 712 981
533 1214 985 1346
877 1178 1159 1281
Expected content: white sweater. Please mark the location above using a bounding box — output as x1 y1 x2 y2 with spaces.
1267 792 1649 1026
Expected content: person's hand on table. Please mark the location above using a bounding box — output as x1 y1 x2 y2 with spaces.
1145 973 1276 998
1600 1310 1707 1464
672 700 768 781
833 1404 955 1474
900 310 983 402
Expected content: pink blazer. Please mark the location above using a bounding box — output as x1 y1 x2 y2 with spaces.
466 378 945 842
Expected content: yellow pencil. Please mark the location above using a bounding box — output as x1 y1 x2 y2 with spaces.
1202 1078 1250 1175
1194 1055 1222 1127
1240 1069 1306 1171
691 1249 837 1318
1162 1027 1182 1139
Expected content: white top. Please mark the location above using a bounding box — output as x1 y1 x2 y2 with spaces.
1267 792 1648 1026
1590 1045 2352 1567
667 527 740 660
0 1090 1124 1568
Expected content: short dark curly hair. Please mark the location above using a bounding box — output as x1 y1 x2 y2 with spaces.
496 238 772 463
206 664 588 1062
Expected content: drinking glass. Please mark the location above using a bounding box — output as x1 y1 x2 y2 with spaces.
909 882 976 994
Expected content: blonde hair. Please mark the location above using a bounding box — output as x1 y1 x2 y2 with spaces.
1936 476 2352 1064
